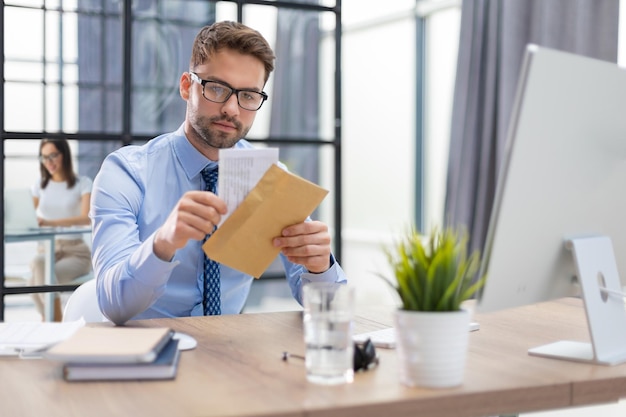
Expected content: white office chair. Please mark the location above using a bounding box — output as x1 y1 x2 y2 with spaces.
62 278 107 323
63 279 198 349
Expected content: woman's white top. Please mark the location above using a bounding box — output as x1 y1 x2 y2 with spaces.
31 176 93 240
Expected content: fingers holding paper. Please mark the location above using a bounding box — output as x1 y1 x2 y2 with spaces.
154 191 227 261
273 220 332 273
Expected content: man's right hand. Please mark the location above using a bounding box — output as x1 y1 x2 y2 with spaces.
153 191 227 261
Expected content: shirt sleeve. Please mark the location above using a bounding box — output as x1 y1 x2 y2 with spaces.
90 153 175 325
281 253 348 306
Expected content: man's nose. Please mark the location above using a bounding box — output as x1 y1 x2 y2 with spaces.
221 93 240 117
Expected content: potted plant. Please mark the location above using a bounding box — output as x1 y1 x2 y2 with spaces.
380 226 486 388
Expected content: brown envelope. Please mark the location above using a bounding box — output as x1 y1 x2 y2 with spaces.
202 164 328 278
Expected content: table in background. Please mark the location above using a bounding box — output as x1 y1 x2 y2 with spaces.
1 298 626 417
4 226 92 321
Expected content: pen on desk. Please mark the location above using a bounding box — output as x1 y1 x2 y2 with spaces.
282 351 305 362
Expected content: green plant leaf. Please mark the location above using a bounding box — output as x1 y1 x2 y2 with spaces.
378 225 487 312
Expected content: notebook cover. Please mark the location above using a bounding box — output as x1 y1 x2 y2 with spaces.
62 338 180 381
44 326 174 364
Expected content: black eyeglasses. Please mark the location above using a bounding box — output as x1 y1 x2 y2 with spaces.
189 72 268 111
282 338 379 372
39 152 61 163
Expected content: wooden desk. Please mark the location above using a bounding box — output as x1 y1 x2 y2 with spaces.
2 298 626 417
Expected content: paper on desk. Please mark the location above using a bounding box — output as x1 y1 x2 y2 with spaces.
0 319 85 357
203 164 328 278
217 148 279 227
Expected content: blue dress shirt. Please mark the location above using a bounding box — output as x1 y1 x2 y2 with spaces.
90 124 347 324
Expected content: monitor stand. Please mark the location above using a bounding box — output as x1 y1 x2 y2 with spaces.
528 235 626 365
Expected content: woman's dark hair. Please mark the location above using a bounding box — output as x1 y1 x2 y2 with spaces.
39 139 77 189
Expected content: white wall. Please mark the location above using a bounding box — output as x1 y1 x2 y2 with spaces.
340 0 460 307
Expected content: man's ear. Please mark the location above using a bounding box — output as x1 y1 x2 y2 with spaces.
180 72 191 100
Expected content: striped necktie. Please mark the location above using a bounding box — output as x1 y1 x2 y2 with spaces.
201 166 221 315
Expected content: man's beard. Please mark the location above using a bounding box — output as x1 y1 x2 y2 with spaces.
193 114 251 150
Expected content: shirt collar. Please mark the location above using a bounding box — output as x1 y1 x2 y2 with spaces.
171 124 219 180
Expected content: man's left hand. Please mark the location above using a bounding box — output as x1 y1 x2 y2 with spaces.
273 221 332 273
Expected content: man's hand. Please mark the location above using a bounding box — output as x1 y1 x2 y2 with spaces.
273 220 332 273
153 191 227 261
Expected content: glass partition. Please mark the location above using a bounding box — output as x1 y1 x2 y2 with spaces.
2 0 342 321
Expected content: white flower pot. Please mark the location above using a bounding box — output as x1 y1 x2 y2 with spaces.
394 308 471 388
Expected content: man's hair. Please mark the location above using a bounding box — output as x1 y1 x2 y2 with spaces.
190 21 275 83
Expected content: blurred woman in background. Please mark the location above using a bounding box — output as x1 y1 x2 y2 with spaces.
30 139 93 321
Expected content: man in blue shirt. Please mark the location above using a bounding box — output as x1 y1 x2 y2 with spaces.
90 21 347 325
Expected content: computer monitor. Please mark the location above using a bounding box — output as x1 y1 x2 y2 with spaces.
476 45 626 365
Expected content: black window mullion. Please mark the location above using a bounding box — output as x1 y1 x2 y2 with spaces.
122 0 132 144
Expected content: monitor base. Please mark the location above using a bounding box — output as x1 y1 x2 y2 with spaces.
529 340 626 366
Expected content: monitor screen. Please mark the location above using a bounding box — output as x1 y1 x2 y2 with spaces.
477 45 626 313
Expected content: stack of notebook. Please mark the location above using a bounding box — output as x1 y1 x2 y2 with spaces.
44 326 180 382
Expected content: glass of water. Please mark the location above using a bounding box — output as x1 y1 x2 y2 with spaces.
302 282 355 385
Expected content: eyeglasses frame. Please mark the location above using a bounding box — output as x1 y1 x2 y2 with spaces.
189 72 268 111
39 152 61 163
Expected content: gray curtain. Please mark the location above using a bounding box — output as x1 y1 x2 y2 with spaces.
270 3 321 185
444 0 620 254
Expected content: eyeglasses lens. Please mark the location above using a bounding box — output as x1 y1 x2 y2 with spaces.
40 153 60 163
202 81 265 111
